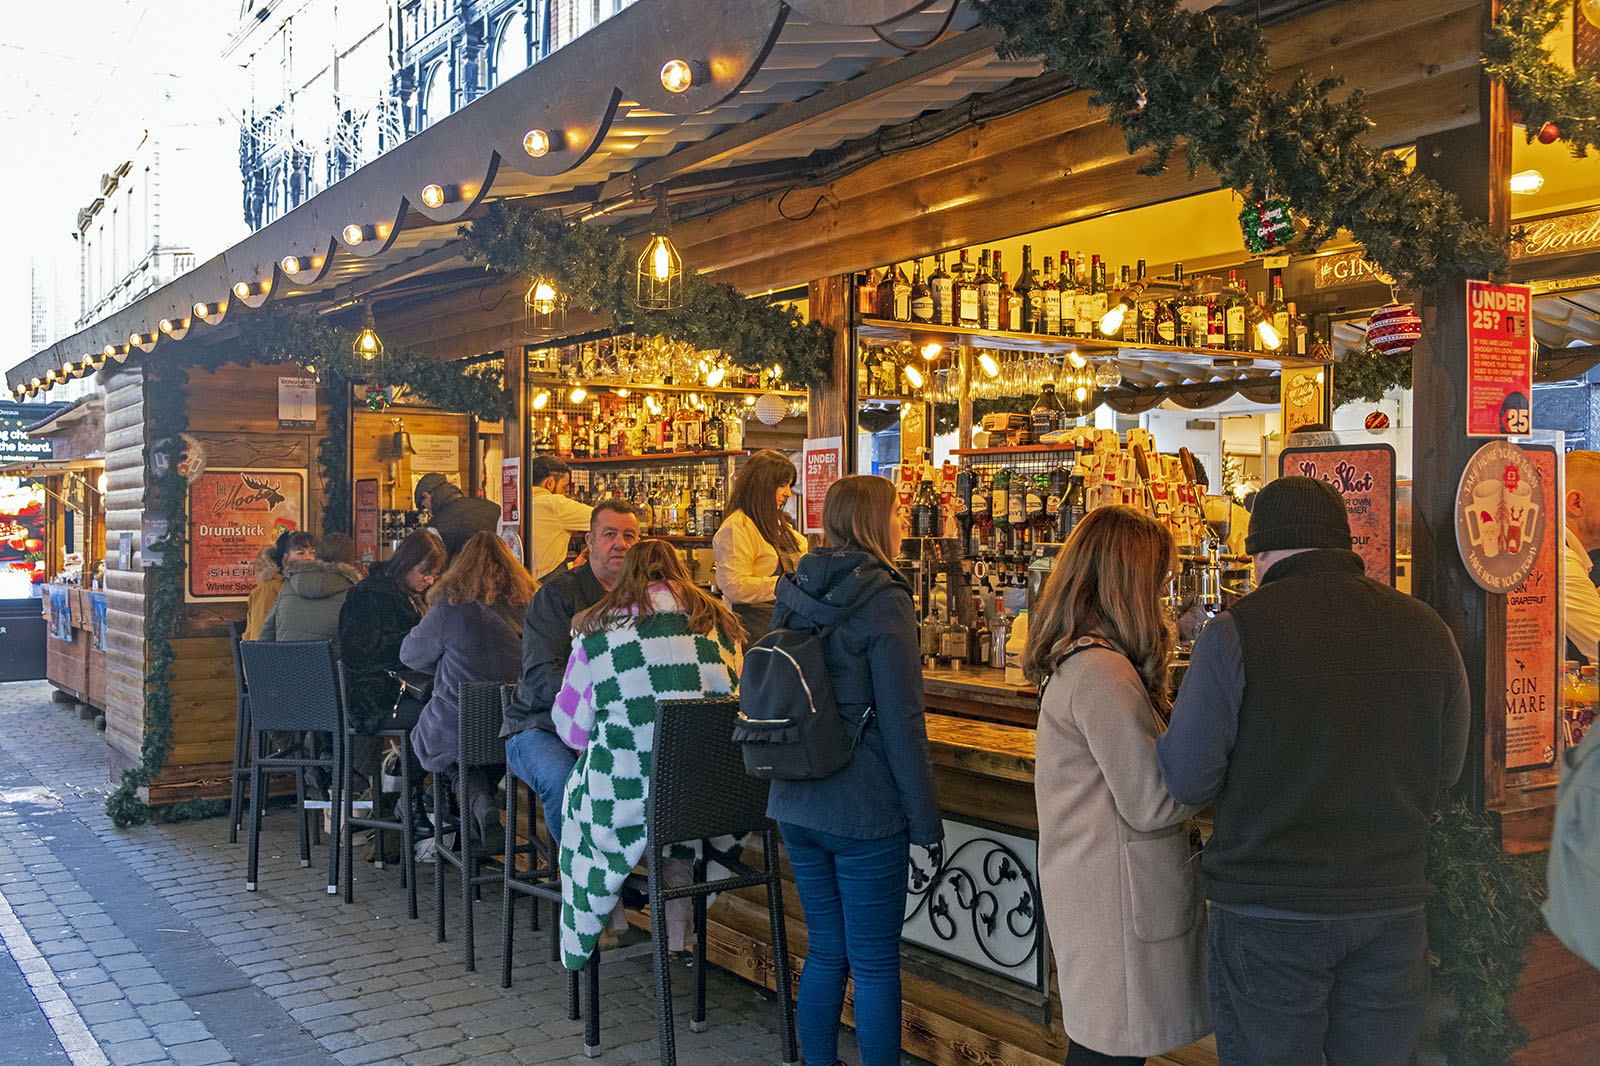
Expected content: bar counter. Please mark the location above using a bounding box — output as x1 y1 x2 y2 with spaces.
922 664 1038 729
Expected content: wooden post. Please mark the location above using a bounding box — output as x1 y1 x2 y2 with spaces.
807 274 855 470
502 345 530 555
1409 18 1511 812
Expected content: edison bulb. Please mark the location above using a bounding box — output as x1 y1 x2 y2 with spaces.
523 129 551 157
1583 0 1600 30
660 59 693 93
652 239 672 281
1099 305 1126 335
903 364 925 389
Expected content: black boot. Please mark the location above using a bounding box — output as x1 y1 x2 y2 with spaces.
401 787 435 839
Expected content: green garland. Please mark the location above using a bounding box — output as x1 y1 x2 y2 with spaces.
1333 343 1416 411
459 202 836 388
105 306 507 826
1485 0 1600 156
1427 801 1548 1066
973 0 1508 288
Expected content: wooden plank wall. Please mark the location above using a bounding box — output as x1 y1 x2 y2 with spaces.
101 366 150 782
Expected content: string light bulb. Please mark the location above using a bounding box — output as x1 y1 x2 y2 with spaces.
1099 279 1148 337
281 255 302 273
705 366 727 387
978 352 1000 378
569 383 587 403
532 390 551 410
343 223 372 246
920 342 942 361
420 183 446 209
903 364 925 389
660 59 694 93
522 129 553 157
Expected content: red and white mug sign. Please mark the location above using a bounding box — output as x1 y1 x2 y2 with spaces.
1466 279 1534 438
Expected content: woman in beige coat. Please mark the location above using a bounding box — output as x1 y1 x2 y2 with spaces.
1024 505 1209 1065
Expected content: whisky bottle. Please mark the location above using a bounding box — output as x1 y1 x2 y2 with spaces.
1014 246 1042 333
910 259 934 323
978 251 1001 330
929 253 954 326
1000 266 1023 333
1041 256 1062 337
1225 269 1248 351
954 249 980 327
1085 256 1108 340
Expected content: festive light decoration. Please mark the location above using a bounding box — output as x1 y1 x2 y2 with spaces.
636 188 683 311
523 129 555 157
353 305 384 360
420 183 456 209
1510 169 1545 194
1238 197 1297 256
753 393 788 425
660 59 694 93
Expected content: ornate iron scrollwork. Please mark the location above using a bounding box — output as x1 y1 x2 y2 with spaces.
905 837 1040 971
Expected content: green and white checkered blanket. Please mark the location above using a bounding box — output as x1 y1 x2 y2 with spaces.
551 587 740 968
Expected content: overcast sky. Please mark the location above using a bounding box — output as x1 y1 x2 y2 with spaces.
1 0 240 375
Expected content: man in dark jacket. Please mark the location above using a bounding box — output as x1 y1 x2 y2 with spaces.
415 472 500 558
1158 476 1471 1066
504 499 640 844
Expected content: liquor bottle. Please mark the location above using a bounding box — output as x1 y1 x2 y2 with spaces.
1041 256 1062 337
1206 294 1226 349
890 264 912 321
1061 470 1087 540
972 469 993 548
940 608 969 668
1000 269 1023 333
703 406 722 450
556 414 573 457
856 270 877 316
1269 271 1291 348
724 404 744 450
1084 256 1108 340
1046 463 1068 540
696 477 715 536
593 404 611 457
1119 264 1139 344
645 480 662 534
1027 472 1049 540
978 252 1001 330
910 259 934 323
991 467 1011 550
1071 255 1093 337
875 266 895 321
955 462 975 553
573 416 591 459
1007 470 1027 548
911 468 939 538
1225 269 1248 351
929 253 954 326
1133 259 1151 343
1154 282 1178 344
1030 381 1066 441
1252 292 1270 352
971 594 991 667
535 417 553 454
954 249 980 327
1287 301 1308 356
1015 246 1042 333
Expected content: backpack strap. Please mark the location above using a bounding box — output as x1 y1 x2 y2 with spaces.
1038 635 1119 701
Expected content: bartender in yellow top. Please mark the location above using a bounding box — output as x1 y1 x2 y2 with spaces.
1562 450 1600 660
527 455 594 582
712 449 807 642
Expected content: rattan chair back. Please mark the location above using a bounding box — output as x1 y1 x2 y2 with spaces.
648 697 771 845
458 681 511 767
239 640 343 733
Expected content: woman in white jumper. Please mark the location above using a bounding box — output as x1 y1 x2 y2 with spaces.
712 449 806 641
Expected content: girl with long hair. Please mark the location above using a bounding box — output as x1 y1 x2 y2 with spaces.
1024 505 1209 1066
713 449 807 639
551 539 745 967
403 531 536 850
764 475 942 1066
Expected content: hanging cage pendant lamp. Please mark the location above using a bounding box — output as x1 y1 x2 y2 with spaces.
635 187 683 311
353 304 385 361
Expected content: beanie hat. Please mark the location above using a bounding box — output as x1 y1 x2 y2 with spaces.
414 472 449 509
1244 476 1352 554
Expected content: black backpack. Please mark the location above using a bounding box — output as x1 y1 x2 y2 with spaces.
733 587 884 781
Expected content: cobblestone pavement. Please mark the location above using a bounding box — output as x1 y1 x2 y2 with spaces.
0 680 821 1066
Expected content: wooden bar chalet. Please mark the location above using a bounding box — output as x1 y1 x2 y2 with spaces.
6 1 1600 1063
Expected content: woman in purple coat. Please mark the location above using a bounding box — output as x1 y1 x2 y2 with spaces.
402 531 535 850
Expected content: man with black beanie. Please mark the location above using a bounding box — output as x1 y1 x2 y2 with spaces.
1158 475 1470 1066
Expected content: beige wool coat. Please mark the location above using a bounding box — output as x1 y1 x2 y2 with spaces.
1035 643 1211 1058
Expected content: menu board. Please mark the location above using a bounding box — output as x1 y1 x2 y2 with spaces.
186 469 305 600
353 478 380 564
1503 443 1559 772
1279 443 1395 585
801 437 843 535
1466 280 1534 437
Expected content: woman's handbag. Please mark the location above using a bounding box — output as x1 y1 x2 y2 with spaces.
385 668 433 730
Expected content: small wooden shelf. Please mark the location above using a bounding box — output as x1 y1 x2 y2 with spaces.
563 450 748 466
654 535 713 544
856 316 1324 371
950 444 1079 456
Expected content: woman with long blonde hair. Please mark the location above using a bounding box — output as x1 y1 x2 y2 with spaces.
551 539 744 967
764 474 942 1066
402 531 536 851
1024 505 1209 1065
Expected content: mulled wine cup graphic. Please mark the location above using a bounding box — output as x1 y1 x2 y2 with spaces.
1463 471 1539 560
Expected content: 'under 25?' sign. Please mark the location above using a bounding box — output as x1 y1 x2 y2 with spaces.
1466 280 1534 438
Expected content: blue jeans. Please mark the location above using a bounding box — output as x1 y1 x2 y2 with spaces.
1208 905 1430 1066
504 727 577 846
780 822 908 1066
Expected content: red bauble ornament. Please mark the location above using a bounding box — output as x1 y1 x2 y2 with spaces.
1366 301 1422 357
1538 121 1560 145
1365 410 1391 432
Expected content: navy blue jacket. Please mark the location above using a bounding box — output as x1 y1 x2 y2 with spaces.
766 547 944 845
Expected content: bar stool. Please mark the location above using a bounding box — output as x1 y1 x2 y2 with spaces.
226 621 251 844
336 663 421 920
433 680 511 971
238 639 345 894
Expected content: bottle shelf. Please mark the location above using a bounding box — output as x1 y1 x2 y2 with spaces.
856 317 1324 371
527 377 807 399
950 444 1080 456
560 449 748 466
653 535 713 544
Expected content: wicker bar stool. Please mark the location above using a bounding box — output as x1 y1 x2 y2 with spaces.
238 640 345 894
336 663 422 919
433 680 511 971
226 621 251 844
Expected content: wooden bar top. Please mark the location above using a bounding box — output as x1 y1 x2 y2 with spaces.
924 712 1036 784
922 666 1040 728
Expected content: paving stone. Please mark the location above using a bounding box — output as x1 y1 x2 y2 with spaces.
168 1039 233 1066
84 1017 154 1044
104 1036 169 1066
136 1000 200 1025
334 1036 418 1064
150 1018 212 1045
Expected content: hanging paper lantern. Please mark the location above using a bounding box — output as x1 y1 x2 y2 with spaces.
753 393 788 426
1238 197 1296 255
1365 301 1422 356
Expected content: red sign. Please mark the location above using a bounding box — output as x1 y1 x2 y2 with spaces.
1504 443 1559 771
186 469 305 600
500 457 521 524
354 478 380 564
1466 279 1534 437
1280 444 1395 585
801 437 843 535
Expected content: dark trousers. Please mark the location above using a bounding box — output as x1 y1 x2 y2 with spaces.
1208 904 1430 1066
780 822 908 1066
1064 1043 1144 1066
